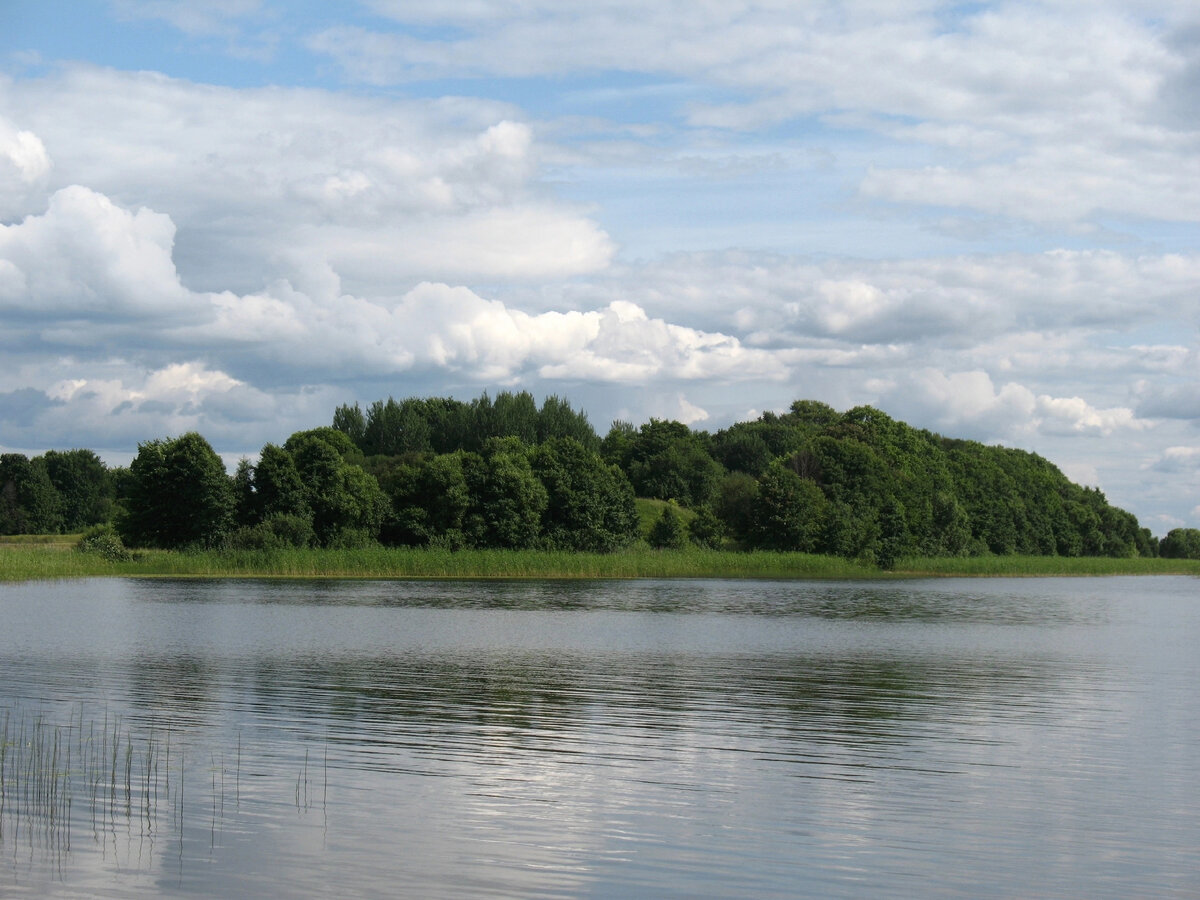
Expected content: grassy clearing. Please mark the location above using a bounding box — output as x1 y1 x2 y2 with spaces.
2 537 1198 581
634 498 697 537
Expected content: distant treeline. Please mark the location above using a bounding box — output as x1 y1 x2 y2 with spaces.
4 391 1199 565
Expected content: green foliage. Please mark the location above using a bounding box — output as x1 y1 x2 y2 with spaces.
623 419 724 506
349 391 599 458
224 513 316 551
253 443 311 521
648 505 686 549
687 505 725 549
752 460 827 552
0 454 62 535
530 437 638 551
284 426 360 461
380 452 470 547
76 523 131 562
711 426 774 477
40 392 1162 564
538 395 600 450
1160 527 1200 559
461 439 548 549
601 420 637 467
332 402 367 446
119 433 234 549
287 433 388 546
41 449 113 531
715 472 759 545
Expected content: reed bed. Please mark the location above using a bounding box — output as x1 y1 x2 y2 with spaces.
86 545 883 579
3 539 1198 582
0 704 323 865
896 554 1200 577
0 707 172 855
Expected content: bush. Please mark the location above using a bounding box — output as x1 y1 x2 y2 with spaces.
225 514 316 551
648 505 686 549
325 527 380 550
76 524 132 562
688 505 725 549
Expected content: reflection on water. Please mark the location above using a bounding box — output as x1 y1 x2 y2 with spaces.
1 577 1198 898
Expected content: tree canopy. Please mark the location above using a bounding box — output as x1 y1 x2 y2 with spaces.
2 390 1176 564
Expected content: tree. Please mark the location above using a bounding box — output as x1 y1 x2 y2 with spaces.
119 433 234 548
537 395 600 450
461 438 547 549
287 433 387 546
362 398 431 456
232 458 257 527
332 402 367 448
0 453 62 535
284 426 360 461
648 505 686 549
530 437 638 551
253 443 311 521
41 448 112 531
715 472 759 545
711 426 773 477
623 419 724 507
751 460 826 552
1160 528 1200 559
379 452 470 547
687 505 724 549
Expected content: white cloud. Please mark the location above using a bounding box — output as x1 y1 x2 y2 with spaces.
0 115 50 183
311 2 1200 227
0 185 190 318
0 187 785 392
0 67 612 292
1147 446 1200 473
879 368 1150 441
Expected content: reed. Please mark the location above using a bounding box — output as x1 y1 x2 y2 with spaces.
3 538 1198 581
0 705 321 859
895 555 1200 577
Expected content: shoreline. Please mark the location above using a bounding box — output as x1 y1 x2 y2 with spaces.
3 540 1198 582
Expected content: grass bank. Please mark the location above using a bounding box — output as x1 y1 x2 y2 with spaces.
3 537 1199 581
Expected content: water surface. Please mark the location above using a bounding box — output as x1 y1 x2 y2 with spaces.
1 577 1197 897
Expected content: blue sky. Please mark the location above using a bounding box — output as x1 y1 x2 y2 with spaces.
2 0 1199 532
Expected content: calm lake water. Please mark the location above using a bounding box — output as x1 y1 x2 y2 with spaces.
1 576 1197 898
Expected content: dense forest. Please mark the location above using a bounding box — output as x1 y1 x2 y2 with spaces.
4 391 1199 565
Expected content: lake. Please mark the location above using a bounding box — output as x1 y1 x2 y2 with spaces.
1 576 1197 898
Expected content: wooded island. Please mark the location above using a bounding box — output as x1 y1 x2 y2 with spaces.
4 392 1200 567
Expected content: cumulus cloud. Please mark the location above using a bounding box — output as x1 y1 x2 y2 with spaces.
0 187 785 401
0 185 190 319
0 116 50 183
0 360 294 451
877 368 1150 441
0 67 612 293
560 249 1200 353
309 2 1200 228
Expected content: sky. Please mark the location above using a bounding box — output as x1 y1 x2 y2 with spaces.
1 0 1199 533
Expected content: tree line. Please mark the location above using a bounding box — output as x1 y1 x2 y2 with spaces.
4 390 1197 564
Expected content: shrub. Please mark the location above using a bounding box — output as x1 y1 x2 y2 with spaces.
648 505 686 549
76 524 132 562
225 513 316 550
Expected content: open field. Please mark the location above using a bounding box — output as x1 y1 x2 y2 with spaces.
2 536 1198 581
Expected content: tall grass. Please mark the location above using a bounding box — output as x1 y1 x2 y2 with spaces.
896 554 1200 577
3 538 1198 581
